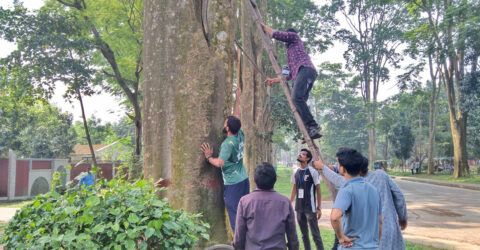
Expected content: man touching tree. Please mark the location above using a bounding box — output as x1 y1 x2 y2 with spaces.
201 87 250 232
262 24 321 140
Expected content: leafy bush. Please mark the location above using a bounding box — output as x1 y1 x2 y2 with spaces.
1 178 209 249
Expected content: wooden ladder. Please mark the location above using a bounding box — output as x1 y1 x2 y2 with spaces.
244 0 337 198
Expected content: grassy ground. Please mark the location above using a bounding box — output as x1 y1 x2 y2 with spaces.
389 171 480 184
276 167 432 250
298 228 434 250
0 221 7 236
0 199 32 208
275 167 331 200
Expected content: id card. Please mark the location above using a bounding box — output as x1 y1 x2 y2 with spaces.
298 189 304 199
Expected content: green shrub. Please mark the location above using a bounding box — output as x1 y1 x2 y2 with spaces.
1 178 209 249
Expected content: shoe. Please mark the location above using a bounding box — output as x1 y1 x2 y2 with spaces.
308 125 322 138
301 133 322 144
301 126 322 144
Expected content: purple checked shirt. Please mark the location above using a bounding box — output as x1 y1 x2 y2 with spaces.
272 30 317 81
233 189 299 250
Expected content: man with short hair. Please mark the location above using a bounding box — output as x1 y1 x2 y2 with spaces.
201 87 249 232
291 148 324 250
315 154 408 250
261 24 321 140
330 148 382 249
233 162 299 250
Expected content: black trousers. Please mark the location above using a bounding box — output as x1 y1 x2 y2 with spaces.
292 66 318 128
297 212 324 250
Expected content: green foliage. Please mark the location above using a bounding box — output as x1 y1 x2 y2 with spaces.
321 0 410 91
389 124 415 162
1 178 209 249
313 63 368 157
265 0 332 141
73 115 121 145
265 0 332 55
0 3 97 100
0 99 76 158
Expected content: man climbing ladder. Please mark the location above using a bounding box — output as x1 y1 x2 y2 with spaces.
262 24 322 141
244 0 337 199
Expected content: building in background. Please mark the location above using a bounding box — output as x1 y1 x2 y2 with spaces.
0 141 126 200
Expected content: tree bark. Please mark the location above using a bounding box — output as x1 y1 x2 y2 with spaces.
450 115 469 177
77 88 98 168
427 56 440 174
368 111 377 168
143 0 235 245
239 0 272 189
442 0 469 178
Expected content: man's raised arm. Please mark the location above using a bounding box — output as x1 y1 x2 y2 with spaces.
233 86 241 118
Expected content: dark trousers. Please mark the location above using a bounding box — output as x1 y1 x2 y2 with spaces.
297 212 324 250
224 178 250 232
332 234 339 250
292 66 318 128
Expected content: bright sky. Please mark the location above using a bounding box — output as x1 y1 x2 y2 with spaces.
0 0 415 124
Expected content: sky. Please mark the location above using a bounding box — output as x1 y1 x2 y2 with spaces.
0 0 414 124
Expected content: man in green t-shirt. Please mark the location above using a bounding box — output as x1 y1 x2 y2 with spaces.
201 87 250 232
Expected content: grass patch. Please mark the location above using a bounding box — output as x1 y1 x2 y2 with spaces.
299 228 433 250
0 221 7 235
275 167 331 200
0 200 32 208
389 171 480 184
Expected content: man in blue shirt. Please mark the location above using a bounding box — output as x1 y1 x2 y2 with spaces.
330 148 382 249
78 166 94 189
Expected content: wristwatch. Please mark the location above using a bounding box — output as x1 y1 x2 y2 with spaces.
206 156 212 163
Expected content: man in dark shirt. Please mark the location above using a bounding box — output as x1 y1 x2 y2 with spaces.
233 162 299 250
291 149 324 250
261 24 321 140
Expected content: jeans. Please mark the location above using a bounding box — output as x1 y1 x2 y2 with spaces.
224 178 250 232
292 66 318 128
297 212 324 250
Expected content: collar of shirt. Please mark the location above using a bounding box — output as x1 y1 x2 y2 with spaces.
253 188 275 193
344 176 364 186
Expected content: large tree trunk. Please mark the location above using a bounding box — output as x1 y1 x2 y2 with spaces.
143 0 235 245
450 116 469 177
442 0 469 178
239 0 272 188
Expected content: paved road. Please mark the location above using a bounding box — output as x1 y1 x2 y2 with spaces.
396 179 480 249
318 179 480 249
0 207 18 223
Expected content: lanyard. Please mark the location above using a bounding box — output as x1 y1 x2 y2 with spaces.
298 168 307 187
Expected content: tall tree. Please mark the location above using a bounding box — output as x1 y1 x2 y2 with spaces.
53 0 144 178
312 63 369 158
389 124 415 171
405 0 480 177
0 4 98 164
143 0 235 245
239 0 274 187
323 0 409 166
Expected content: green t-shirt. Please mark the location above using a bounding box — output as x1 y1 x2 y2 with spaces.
218 129 248 185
